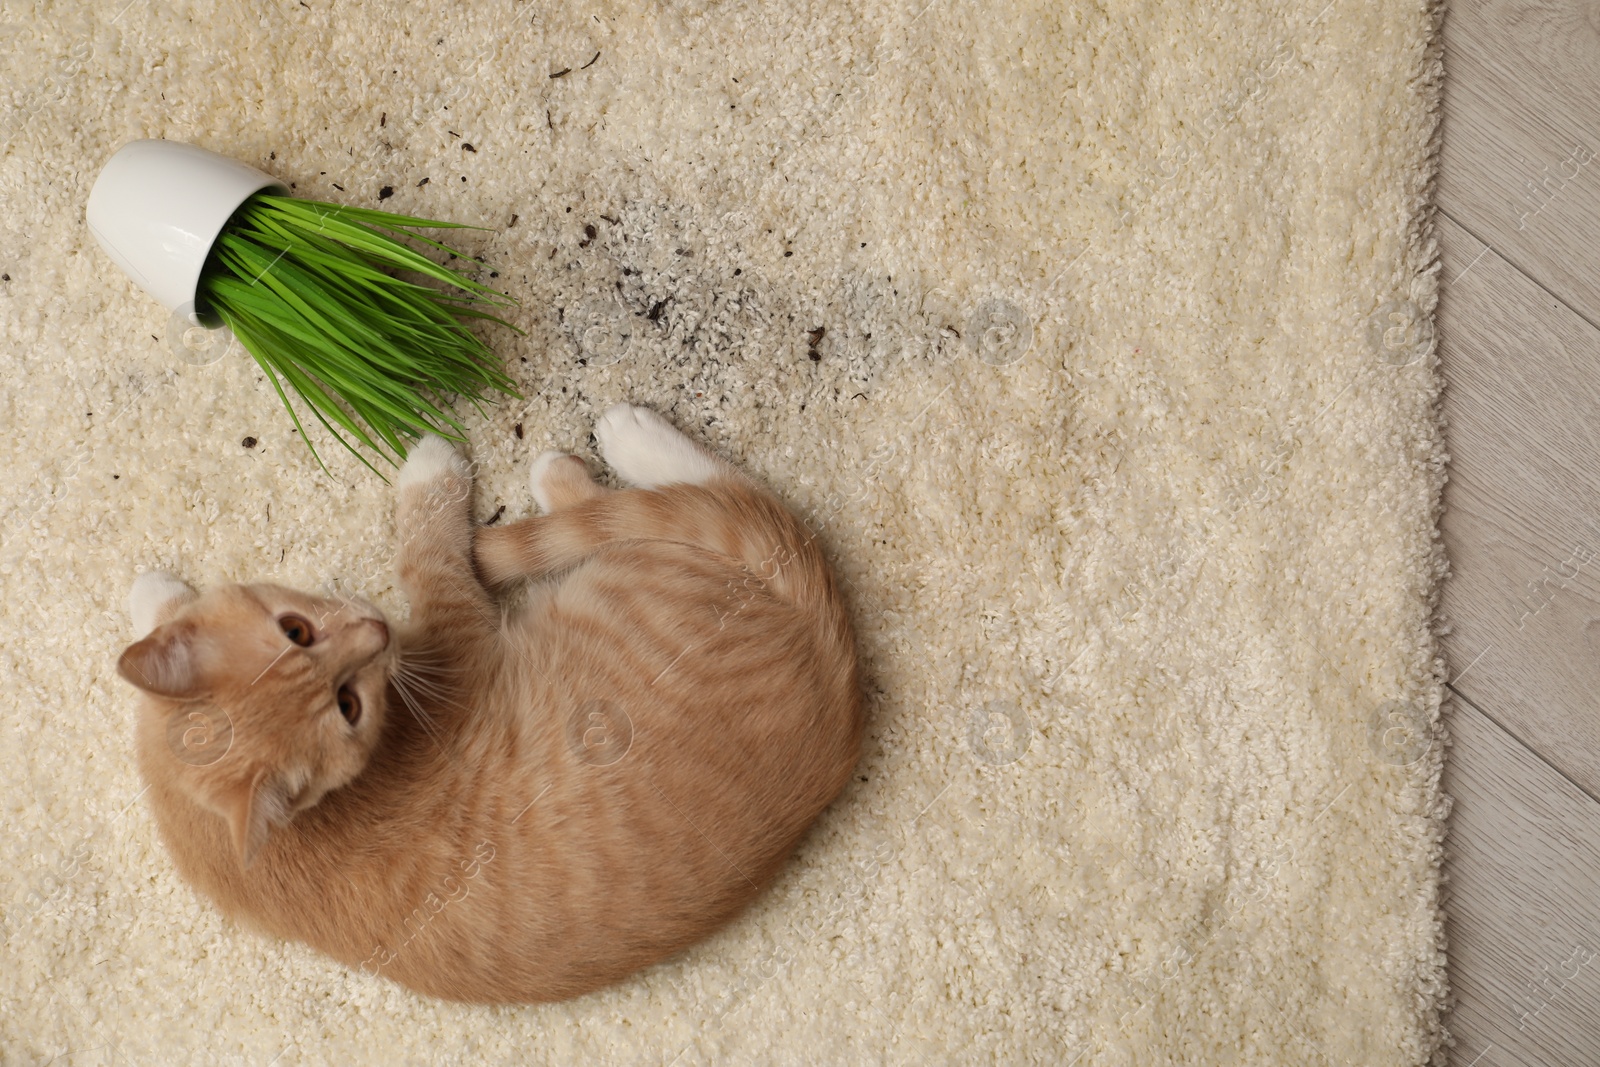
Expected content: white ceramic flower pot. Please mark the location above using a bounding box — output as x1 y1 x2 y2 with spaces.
86 140 285 326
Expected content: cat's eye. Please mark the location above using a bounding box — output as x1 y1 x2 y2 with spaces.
337 685 362 726
279 615 315 647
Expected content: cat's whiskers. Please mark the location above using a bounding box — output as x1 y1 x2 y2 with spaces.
392 664 459 704
387 671 446 748
388 653 476 744
402 678 471 722
394 646 452 671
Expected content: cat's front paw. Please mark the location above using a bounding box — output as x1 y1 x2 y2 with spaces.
127 570 196 638
528 451 603 513
528 451 569 513
397 434 471 491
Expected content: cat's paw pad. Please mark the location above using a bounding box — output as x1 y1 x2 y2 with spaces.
595 403 725 489
128 570 195 638
397 435 469 490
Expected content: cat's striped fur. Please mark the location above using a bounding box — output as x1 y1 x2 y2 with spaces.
117 404 863 1003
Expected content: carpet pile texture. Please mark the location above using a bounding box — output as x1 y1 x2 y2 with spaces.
1 0 1450 1062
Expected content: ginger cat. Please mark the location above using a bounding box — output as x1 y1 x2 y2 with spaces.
116 404 863 1004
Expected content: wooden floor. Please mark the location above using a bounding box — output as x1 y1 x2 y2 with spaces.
1437 0 1600 1062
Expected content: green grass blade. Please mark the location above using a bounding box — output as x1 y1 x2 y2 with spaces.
199 191 521 472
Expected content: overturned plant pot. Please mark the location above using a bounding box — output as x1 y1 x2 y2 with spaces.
84 139 521 475
87 139 285 327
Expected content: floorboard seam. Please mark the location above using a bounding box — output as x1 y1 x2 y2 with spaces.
1447 682 1600 809
1438 207 1600 337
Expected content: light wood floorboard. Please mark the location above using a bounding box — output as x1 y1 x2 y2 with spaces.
1435 212 1600 802
1442 696 1600 1066
1439 0 1600 329
1436 0 1600 1060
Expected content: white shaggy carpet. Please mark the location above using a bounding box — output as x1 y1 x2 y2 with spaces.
0 0 1451 1063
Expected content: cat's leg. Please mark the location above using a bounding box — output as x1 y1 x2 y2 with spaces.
474 452 605 585
528 450 607 513
474 406 759 586
594 403 739 489
395 435 496 630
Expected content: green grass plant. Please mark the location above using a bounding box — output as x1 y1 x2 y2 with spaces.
197 193 521 478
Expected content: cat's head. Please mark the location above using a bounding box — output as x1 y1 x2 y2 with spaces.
116 572 395 869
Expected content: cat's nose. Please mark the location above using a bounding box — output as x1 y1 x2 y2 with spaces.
367 619 390 649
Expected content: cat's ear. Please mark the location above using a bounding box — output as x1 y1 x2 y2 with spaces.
225 769 292 870
127 571 198 639
118 621 205 700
